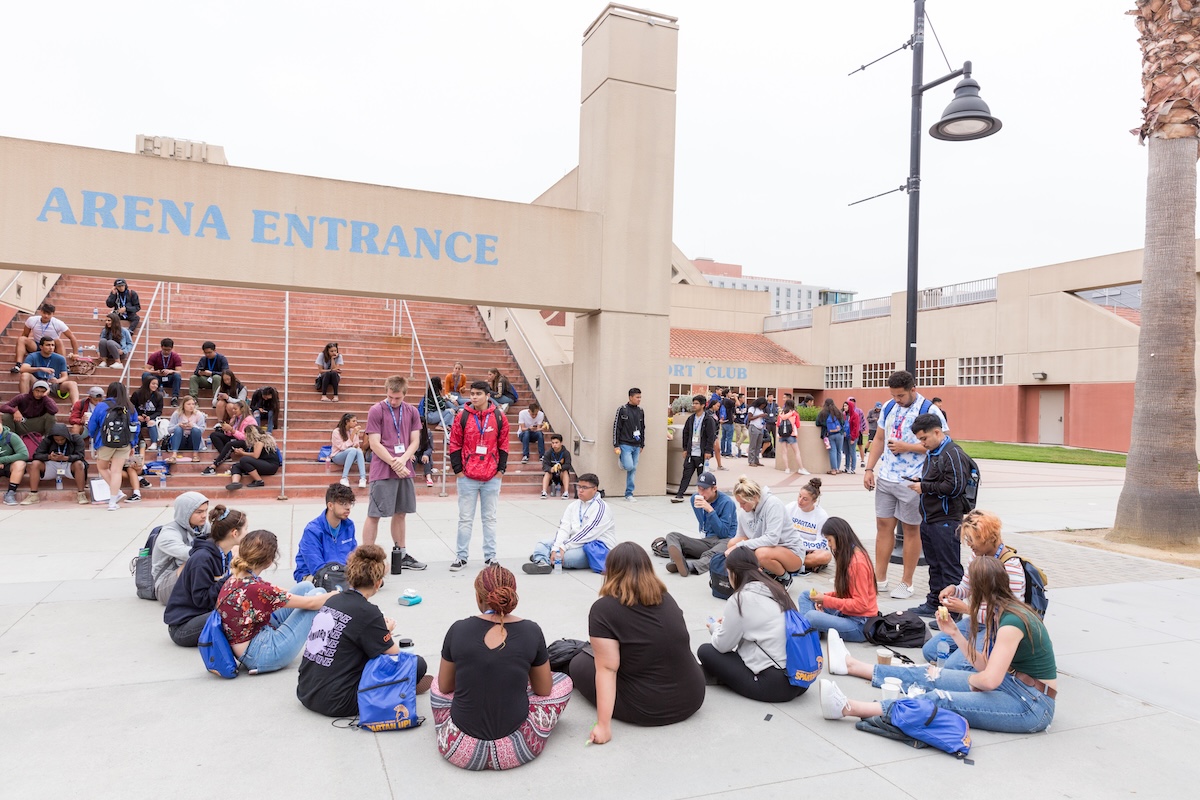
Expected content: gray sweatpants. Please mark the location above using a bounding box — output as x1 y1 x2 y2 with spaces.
664 531 725 574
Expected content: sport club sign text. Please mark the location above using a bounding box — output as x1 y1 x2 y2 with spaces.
35 188 500 265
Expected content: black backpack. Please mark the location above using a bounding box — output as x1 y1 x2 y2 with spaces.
863 610 930 649
776 417 795 438
708 551 733 600
961 454 981 512
130 525 164 600
101 404 132 448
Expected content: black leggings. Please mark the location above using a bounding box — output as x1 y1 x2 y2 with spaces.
232 456 280 477
696 644 806 703
209 429 238 463
316 371 340 396
168 613 208 648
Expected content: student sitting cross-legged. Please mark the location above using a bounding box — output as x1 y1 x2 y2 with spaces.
294 483 358 583
796 517 879 643
298 544 432 717
163 506 246 648
431 564 572 771
697 547 807 703
522 473 614 574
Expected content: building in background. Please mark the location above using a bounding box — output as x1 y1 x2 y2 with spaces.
692 257 855 315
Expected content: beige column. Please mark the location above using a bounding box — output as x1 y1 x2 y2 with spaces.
572 5 678 497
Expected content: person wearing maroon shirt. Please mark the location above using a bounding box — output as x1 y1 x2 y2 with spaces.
1 382 59 437
143 338 184 405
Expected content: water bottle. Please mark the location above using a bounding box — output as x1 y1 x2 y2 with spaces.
55 471 63 490
553 555 562 575
936 638 950 671
159 469 167 488
92 307 98 320
391 546 403 575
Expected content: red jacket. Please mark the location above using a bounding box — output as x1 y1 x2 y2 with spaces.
448 403 509 481
846 400 864 440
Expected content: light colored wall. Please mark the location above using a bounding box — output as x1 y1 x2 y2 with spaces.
669 282 770 332
0 269 60 314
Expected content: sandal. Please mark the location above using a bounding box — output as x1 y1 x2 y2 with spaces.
332 395 339 402
320 396 331 402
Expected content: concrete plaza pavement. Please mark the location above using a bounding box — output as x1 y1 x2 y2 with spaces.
1 459 1196 798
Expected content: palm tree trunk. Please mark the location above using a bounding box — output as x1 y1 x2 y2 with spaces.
1111 135 1200 545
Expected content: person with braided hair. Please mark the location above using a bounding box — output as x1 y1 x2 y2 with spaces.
431 564 573 770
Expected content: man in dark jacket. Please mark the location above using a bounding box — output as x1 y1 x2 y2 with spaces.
907 412 972 617
189 341 230 399
23 423 89 505
105 278 142 333
612 387 646 501
673 394 718 502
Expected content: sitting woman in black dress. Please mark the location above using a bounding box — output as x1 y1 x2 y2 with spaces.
570 541 705 743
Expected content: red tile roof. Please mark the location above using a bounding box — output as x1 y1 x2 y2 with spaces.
1104 306 1141 326
670 328 806 364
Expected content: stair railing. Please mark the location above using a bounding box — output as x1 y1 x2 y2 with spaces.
400 300 451 497
119 281 164 390
504 308 593 445
277 291 291 500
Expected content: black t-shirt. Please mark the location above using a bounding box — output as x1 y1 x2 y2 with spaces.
297 590 394 717
441 617 548 740
588 592 705 726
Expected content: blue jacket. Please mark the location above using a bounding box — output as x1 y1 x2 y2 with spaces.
163 536 230 626
294 512 357 581
694 490 738 539
86 398 140 449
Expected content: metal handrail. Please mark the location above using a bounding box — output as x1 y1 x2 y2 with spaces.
504 308 594 444
119 281 163 389
400 300 450 497
917 277 997 310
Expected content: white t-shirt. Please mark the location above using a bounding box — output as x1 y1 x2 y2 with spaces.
785 501 829 552
26 315 69 342
518 409 545 431
315 353 344 369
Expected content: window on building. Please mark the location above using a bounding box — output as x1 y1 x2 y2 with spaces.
775 287 781 295
668 383 692 404
744 387 775 401
786 288 792 297
915 359 946 386
824 365 853 390
957 356 1004 386
785 300 791 310
807 290 812 300
862 362 897 388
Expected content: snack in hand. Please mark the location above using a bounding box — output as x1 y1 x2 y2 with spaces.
936 605 950 622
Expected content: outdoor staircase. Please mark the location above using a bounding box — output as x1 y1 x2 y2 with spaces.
0 275 553 503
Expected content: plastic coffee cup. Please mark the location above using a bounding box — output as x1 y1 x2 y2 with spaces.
881 684 901 702
876 648 892 665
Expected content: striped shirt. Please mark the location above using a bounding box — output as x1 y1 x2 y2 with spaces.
551 498 616 551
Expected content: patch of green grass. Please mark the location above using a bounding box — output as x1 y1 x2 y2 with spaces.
958 441 1127 468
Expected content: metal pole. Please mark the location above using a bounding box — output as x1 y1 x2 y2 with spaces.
278 291 290 500
904 0 925 377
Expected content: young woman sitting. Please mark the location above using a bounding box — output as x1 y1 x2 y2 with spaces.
424 376 455 429
923 509 1027 670
330 412 368 488
797 517 879 642
131 374 164 457
97 311 132 369
165 395 206 462
225 426 281 491
202 399 255 474
212 369 246 424
820 556 1057 734
162 506 246 647
315 342 342 402
216 529 331 674
697 547 807 703
431 564 572 771
726 476 807 583
785 476 833 573
569 542 705 744
250 385 280 433
298 544 432 716
486 368 517 411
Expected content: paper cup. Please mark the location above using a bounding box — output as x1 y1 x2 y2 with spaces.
881 684 901 702
876 648 893 665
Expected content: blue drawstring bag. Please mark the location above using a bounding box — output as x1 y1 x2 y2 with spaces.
582 540 610 573
358 652 425 732
198 610 238 679
318 445 332 462
782 610 823 687
887 696 972 757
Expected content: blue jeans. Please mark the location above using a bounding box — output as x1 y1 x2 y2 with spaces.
922 617 978 670
426 409 455 428
456 474 502 561
331 447 367 480
872 664 1055 733
240 582 326 674
255 409 276 432
617 444 641 497
168 427 202 452
826 432 844 472
519 430 545 459
843 435 858 472
720 422 734 456
797 593 870 642
143 371 182 397
530 539 591 568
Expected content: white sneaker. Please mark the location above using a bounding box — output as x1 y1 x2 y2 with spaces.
358 478 368 488
784 469 792 475
115 491 127 504
827 629 849 675
820 679 849 720
624 495 638 502
107 500 119 511
889 582 914 600
798 469 811 475
339 478 350 487
876 579 889 592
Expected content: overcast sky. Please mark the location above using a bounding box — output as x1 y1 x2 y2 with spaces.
1 1 1150 298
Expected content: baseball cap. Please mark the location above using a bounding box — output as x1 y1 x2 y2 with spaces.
88 386 104 398
874 402 883 408
847 396 856 401
697 473 717 489
114 278 127 286
33 380 51 391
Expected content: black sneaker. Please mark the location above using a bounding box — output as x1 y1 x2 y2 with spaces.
247 480 266 488
226 482 243 491
170 396 180 407
201 466 216 475
521 562 553 575
127 493 142 502
9 364 19 374
909 602 940 618
400 553 427 571
138 477 151 488
449 559 467 572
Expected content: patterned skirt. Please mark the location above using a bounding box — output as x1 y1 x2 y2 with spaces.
431 672 573 771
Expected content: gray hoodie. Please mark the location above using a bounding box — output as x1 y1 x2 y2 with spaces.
735 487 804 553
150 492 210 592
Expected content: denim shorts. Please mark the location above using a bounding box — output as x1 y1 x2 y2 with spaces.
779 436 797 444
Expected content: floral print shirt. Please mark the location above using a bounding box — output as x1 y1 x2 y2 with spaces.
216 575 289 644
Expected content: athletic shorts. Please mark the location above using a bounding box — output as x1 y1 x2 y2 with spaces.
874 477 922 525
96 445 132 462
368 477 416 518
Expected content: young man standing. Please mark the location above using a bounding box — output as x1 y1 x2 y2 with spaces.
19 336 79 405
672 394 717 503
612 387 646 502
144 338 184 405
664 472 737 576
907 413 971 617
720 391 737 458
11 302 78 372
448 380 510 571
522 473 615 574
189 342 229 399
861 370 948 599
763 394 780 458
363 376 426 571
295 483 359 581
541 433 573 498
105 278 142 333
865 402 882 456
733 393 749 457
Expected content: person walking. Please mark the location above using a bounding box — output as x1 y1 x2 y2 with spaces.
671 395 716 503
612 388 646 502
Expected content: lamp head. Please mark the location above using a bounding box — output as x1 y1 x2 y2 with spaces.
930 76 1002 141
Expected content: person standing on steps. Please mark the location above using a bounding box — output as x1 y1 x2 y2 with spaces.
861 370 948 601
362 376 427 571
672 395 716 503
612 388 646 502
448 381 510 571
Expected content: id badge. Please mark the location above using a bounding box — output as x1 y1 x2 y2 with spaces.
475 445 488 455
394 445 404 455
